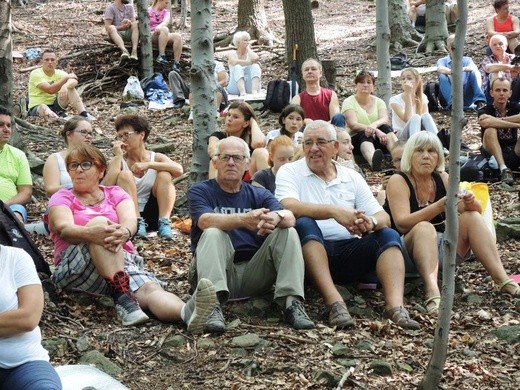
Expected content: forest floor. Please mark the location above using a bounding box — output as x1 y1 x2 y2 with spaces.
9 0 520 389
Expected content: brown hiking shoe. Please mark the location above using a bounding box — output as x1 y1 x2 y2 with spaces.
328 301 355 329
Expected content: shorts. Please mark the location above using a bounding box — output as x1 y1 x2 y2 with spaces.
52 243 164 295
401 232 471 275
118 29 132 42
351 124 395 155
28 97 65 117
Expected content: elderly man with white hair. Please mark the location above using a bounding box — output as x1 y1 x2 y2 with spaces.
275 120 420 331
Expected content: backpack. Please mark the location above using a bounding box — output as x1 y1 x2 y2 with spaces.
140 72 169 97
263 80 291 112
460 154 501 183
424 81 441 112
0 200 50 276
390 52 410 71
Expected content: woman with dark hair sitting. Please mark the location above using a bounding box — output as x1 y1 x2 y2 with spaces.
208 101 266 179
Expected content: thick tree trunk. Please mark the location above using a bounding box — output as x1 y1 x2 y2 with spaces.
376 0 391 106
134 0 153 78
0 0 13 110
236 0 277 46
420 1 468 388
190 0 216 183
417 0 449 53
282 0 318 88
388 0 422 50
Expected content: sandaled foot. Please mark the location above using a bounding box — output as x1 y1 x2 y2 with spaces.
495 279 520 296
424 295 441 313
383 306 420 330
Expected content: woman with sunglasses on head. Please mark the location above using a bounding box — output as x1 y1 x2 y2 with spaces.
47 144 216 331
385 132 519 313
342 70 398 171
148 0 183 71
43 116 94 197
208 101 266 180
104 114 183 240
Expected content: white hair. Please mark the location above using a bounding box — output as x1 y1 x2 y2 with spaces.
232 31 251 47
213 136 251 160
303 120 337 140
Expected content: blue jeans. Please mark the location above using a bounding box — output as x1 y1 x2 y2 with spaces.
228 63 262 95
0 360 62 390
295 217 404 284
438 72 486 109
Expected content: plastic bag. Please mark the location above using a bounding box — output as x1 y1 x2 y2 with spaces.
123 76 145 101
459 181 496 242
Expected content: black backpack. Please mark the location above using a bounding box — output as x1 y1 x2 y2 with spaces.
424 81 441 112
460 154 501 183
0 200 50 276
263 80 290 112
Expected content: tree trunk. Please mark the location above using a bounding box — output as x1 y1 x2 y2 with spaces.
417 0 449 53
388 0 422 50
236 0 277 46
376 0 391 106
0 0 13 110
190 0 216 183
282 0 318 88
420 1 467 388
134 0 153 78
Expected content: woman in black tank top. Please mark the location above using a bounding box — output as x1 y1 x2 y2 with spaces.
386 132 519 312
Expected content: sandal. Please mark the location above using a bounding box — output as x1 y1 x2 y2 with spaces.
424 296 441 313
383 306 420 330
494 279 520 296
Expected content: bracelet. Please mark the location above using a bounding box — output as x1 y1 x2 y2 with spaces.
123 227 133 241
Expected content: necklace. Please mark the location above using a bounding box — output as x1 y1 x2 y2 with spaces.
411 173 435 208
75 190 105 207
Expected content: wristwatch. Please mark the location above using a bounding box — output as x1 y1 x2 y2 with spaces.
370 216 378 231
275 211 285 224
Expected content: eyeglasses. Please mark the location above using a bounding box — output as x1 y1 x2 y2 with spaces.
356 69 374 77
115 131 136 141
73 129 93 137
216 154 247 162
302 139 335 148
67 161 94 171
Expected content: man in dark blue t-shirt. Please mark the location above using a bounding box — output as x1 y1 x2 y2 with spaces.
478 78 520 185
188 136 314 333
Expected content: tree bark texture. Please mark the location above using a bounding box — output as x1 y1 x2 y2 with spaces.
0 0 13 110
190 0 216 183
417 0 449 53
388 0 422 50
237 0 277 46
420 1 468 388
135 0 153 78
376 0 391 106
282 0 318 88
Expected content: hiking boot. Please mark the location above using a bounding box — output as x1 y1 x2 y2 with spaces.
120 51 129 61
80 111 97 122
475 100 487 111
155 54 169 65
204 304 226 333
136 217 147 238
172 61 181 73
501 168 514 186
158 217 175 240
371 149 383 172
328 301 355 329
129 51 138 61
383 306 420 330
184 278 216 334
115 292 149 326
284 300 315 329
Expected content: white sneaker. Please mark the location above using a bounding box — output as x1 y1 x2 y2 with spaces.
188 109 193 121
